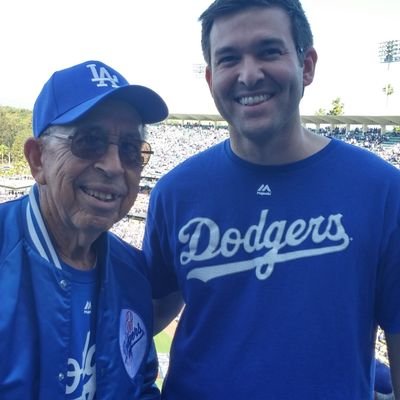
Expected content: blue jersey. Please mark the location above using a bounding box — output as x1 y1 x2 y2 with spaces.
0 185 160 400
63 262 98 398
143 139 400 400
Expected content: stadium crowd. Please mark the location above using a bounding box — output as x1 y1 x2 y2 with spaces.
1 122 398 367
143 124 400 179
1 123 400 253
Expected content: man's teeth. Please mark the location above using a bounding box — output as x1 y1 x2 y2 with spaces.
238 94 271 106
84 188 116 201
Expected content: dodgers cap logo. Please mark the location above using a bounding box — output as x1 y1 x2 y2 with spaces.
33 60 168 137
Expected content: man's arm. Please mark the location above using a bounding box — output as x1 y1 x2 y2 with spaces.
140 340 161 400
153 291 184 335
386 332 400 399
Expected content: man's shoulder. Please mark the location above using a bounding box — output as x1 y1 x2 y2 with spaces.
107 231 141 257
0 196 26 259
0 195 26 216
106 232 147 274
0 196 28 237
332 139 400 176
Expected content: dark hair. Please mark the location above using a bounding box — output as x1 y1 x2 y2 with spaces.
199 0 313 65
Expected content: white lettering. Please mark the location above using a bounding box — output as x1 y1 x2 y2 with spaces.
66 331 96 400
179 218 221 264
86 63 119 88
181 210 350 282
243 209 268 252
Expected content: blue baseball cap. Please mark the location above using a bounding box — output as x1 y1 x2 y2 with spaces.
33 60 169 137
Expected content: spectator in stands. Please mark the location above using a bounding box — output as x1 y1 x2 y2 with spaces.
0 60 168 399
142 0 400 399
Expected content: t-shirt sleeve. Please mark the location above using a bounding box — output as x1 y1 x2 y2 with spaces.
142 192 179 299
376 223 400 333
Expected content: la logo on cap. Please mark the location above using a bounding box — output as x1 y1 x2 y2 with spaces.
86 63 120 88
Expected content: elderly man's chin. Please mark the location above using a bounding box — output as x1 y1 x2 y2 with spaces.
75 194 132 230
75 213 121 235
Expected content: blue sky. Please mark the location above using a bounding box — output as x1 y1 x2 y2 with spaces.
1 0 399 115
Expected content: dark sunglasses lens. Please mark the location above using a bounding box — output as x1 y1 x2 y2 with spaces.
70 130 151 167
120 140 151 167
71 130 108 159
140 142 152 166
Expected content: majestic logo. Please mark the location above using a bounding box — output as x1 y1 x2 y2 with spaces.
257 184 272 196
119 309 147 379
86 63 120 88
83 301 91 315
179 209 350 282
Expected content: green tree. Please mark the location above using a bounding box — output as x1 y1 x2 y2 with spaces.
383 83 394 108
0 108 17 153
382 83 394 106
315 108 327 116
327 97 344 116
0 106 32 165
383 83 394 96
11 128 31 167
0 144 10 164
314 98 345 116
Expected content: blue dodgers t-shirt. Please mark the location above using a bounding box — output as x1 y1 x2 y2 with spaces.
375 359 393 395
61 262 98 400
145 139 400 399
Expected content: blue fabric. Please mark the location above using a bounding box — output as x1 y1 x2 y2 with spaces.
61 262 98 398
375 360 393 395
0 186 160 399
33 60 168 136
143 139 400 400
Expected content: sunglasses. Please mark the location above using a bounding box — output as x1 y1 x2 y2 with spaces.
50 127 153 168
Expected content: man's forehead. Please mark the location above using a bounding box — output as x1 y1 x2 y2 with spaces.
209 6 292 48
210 6 293 55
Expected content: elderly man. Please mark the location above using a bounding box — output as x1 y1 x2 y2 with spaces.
0 60 168 399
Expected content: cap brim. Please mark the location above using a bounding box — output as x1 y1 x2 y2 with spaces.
52 84 168 125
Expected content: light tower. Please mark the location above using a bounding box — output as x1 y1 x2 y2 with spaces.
378 40 400 109
379 40 400 66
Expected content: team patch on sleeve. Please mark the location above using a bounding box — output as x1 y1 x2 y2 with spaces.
119 309 147 379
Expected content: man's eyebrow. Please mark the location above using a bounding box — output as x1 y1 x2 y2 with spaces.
213 45 238 58
256 38 287 47
214 38 287 56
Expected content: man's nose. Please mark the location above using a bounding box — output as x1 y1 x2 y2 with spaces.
238 57 265 88
94 143 124 175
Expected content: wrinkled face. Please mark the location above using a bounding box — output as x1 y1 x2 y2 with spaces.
31 98 145 237
205 6 316 145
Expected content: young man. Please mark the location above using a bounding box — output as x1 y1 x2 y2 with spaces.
0 60 168 399
143 0 400 399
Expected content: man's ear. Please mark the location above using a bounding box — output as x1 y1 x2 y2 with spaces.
303 47 318 88
24 137 46 185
